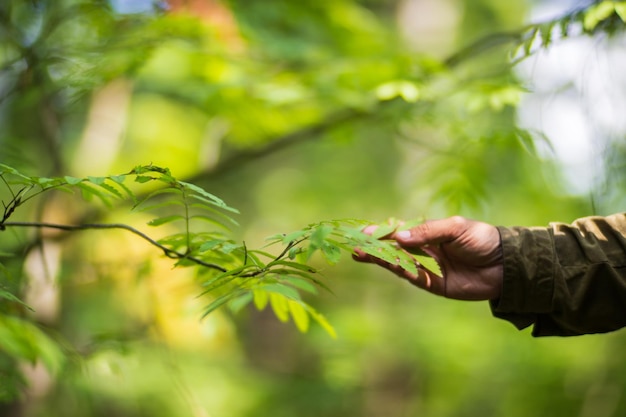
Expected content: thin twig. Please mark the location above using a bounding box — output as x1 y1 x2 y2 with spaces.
1 221 227 272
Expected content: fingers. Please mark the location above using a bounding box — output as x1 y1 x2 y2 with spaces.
393 216 469 247
353 250 445 296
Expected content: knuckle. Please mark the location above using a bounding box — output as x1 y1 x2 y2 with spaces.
449 215 467 226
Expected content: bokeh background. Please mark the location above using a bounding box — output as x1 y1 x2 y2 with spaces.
1 0 626 416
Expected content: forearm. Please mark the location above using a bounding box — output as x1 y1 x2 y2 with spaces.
490 213 626 336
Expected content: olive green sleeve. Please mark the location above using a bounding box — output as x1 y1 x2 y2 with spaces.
490 213 626 336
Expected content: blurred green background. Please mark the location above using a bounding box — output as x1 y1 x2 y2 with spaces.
1 0 626 416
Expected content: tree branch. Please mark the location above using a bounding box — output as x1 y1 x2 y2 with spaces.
2 221 227 272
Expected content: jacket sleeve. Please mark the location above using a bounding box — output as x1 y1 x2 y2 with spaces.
490 213 626 336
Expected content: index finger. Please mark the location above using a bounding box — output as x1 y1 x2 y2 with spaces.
393 216 469 247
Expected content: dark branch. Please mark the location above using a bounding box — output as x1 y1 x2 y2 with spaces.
2 221 227 272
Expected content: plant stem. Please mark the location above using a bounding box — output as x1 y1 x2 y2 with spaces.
1 221 227 272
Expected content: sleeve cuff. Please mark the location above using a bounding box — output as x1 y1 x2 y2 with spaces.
490 225 556 328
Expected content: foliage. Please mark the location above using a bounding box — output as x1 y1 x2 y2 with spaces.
0 163 445 370
511 0 626 61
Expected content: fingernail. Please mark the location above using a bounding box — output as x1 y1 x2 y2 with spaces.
396 230 411 240
362 225 378 235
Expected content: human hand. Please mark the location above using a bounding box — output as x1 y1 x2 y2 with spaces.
353 216 503 301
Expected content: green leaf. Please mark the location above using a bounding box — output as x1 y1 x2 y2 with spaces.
321 242 341 264
147 215 186 226
135 175 154 183
228 292 253 314
63 176 83 185
138 187 183 202
370 223 396 239
515 129 537 156
245 250 265 267
87 176 106 185
0 289 34 311
288 300 310 333
134 199 186 213
375 80 419 103
197 239 226 252
288 246 303 260
305 306 337 339
253 289 269 310
267 260 316 272
35 177 57 186
0 314 64 373
539 22 553 47
560 14 572 37
271 268 331 293
309 225 332 248
248 249 278 260
190 214 232 229
96 181 124 200
358 242 419 276
198 275 239 297
414 255 442 277
216 242 242 254
269 293 289 322
199 265 248 291
275 229 309 245
132 165 171 176
0 164 24 176
523 27 538 55
261 284 301 301
202 290 245 318
77 183 112 207
111 180 137 203
280 276 319 295
109 174 126 184
583 1 616 31
615 2 626 22
188 198 239 225
179 181 239 213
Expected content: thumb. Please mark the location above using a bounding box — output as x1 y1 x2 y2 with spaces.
393 216 468 247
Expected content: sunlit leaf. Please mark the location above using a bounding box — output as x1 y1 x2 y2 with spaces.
583 1 616 31
357 242 419 276
375 80 419 103
615 3 626 22
253 289 269 310
370 223 396 239
147 215 185 226
415 254 442 277
305 305 337 339
269 293 289 322
288 300 310 333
